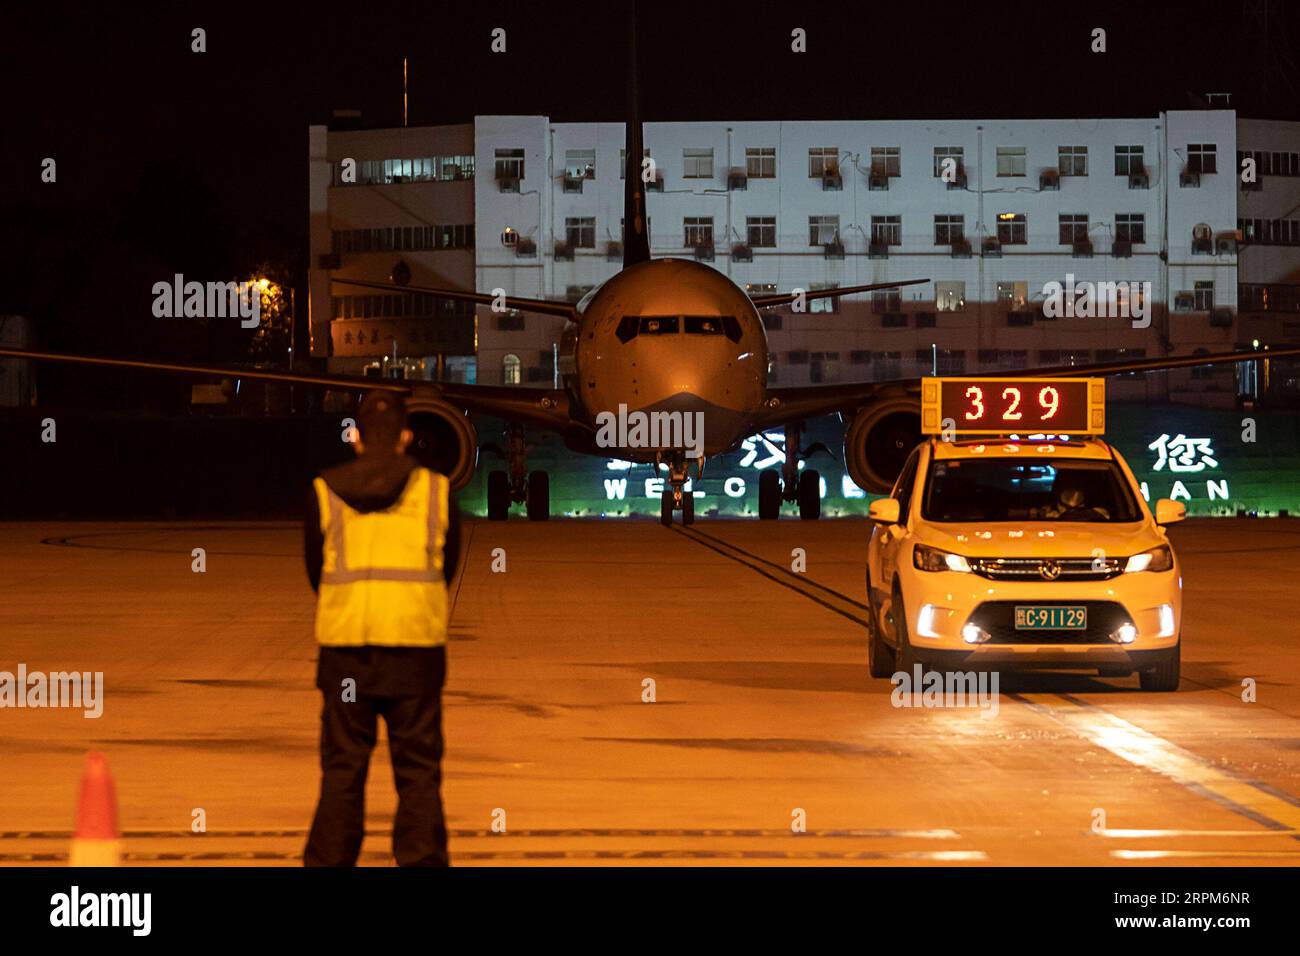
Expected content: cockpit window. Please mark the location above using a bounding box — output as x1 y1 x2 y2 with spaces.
615 315 638 343
639 316 679 335
721 315 742 342
684 315 723 335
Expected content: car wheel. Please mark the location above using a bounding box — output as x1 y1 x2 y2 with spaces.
1138 643 1180 692
867 576 896 679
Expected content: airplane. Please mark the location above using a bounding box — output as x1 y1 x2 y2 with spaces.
4 14 1300 526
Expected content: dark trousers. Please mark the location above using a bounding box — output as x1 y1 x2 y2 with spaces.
304 646 448 867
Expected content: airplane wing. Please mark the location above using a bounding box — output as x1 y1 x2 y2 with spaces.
0 347 575 433
754 346 1300 429
749 278 930 310
331 277 578 318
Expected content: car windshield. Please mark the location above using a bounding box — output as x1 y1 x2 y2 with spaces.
922 458 1141 523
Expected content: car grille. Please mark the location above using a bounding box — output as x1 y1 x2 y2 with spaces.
967 600 1131 645
968 556 1123 582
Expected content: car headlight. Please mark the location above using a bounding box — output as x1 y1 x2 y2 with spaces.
913 544 971 573
1124 545 1173 573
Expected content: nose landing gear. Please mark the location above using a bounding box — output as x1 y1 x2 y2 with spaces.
486 423 549 521
659 453 697 527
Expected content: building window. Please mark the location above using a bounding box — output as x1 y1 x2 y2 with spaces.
933 146 963 177
874 351 902 378
1187 144 1217 174
683 148 714 179
1059 213 1089 244
996 146 1026 177
808 215 839 245
494 148 525 180
746 282 778 297
1193 280 1214 311
502 354 521 385
870 146 901 177
746 147 776 178
934 214 964 245
810 352 840 383
872 290 902 313
919 348 966 375
1114 145 1144 176
683 216 713 246
808 147 839 177
871 215 901 246
1238 218 1300 245
935 281 965 312
619 148 650 179
997 281 1029 309
1058 145 1088 176
563 149 596 179
746 216 776 248
1116 213 1145 244
997 213 1027 244
565 217 596 248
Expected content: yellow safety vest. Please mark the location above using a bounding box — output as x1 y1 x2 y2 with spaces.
313 467 450 648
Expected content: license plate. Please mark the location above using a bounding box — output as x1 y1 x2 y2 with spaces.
1014 605 1087 630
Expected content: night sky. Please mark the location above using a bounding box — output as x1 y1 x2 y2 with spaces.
3 0 1297 364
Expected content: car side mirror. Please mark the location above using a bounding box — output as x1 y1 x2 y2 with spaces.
869 497 901 526
1154 498 1186 525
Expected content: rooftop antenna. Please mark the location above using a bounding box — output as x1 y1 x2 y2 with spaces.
622 2 651 268
402 56 409 127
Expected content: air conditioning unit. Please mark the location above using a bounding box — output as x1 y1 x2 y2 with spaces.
1072 239 1094 258
869 173 889 191
946 168 967 190
646 175 664 192
1174 292 1195 312
606 241 623 261
562 172 585 193
1180 170 1201 188
950 237 972 258
915 311 936 328
1216 236 1238 255
727 169 748 190
693 240 715 261
982 237 1002 257
868 240 890 259
823 240 845 259
1128 171 1150 189
318 253 341 270
1039 171 1060 190
498 175 521 193
1210 308 1234 328
515 238 537 258
1192 237 1213 254
1112 239 1132 258
822 170 843 191
554 241 574 261
731 242 753 262
881 313 907 328
1241 176 1262 192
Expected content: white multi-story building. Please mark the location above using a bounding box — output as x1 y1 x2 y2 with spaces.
308 109 1300 406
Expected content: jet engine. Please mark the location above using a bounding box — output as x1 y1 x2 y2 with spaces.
842 396 922 494
404 396 479 491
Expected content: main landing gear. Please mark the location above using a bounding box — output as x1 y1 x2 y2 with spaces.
487 423 549 521
659 452 697 527
757 421 821 521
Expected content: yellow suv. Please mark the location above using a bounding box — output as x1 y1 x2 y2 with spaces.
865 435 1184 691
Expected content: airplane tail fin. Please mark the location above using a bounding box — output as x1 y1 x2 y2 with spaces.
622 4 651 268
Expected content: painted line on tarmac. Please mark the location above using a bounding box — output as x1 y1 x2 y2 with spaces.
0 849 989 863
670 527 873 628
1112 849 1300 860
0 826 961 840
1098 827 1298 838
41 525 297 557
1012 692 1300 833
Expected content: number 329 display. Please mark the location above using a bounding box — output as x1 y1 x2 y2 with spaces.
938 378 1091 433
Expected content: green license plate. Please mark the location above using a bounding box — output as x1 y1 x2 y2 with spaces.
1014 605 1087 630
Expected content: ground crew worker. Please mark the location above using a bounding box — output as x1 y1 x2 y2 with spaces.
302 390 460 867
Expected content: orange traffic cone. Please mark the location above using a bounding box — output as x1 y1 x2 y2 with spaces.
69 752 120 866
